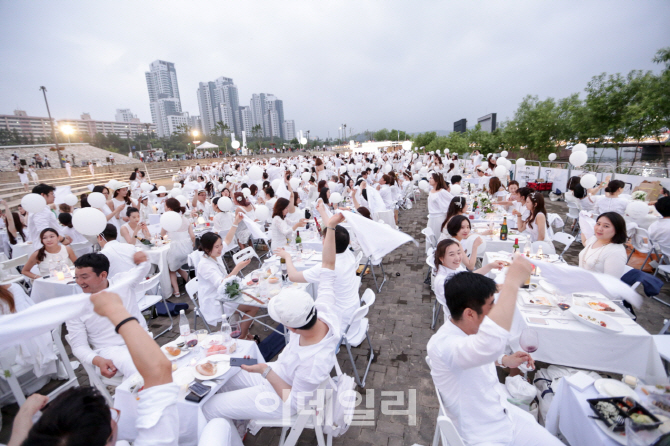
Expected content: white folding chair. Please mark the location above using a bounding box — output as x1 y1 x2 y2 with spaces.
1 254 28 273
373 210 396 229
136 273 173 339
337 289 376 387
579 211 596 240
184 278 212 333
627 227 654 270
80 358 124 407
233 246 262 272
531 240 556 256
565 202 580 234
360 254 387 292
422 227 438 251
69 241 93 257
551 232 575 260
188 250 205 276
1 327 79 407
426 356 465 446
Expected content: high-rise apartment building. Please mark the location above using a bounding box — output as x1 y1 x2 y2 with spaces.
115 109 140 123
145 60 187 137
238 106 253 137
250 93 286 139
283 120 296 141
197 77 241 136
188 115 203 135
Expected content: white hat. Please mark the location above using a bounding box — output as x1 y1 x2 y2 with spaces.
268 289 316 328
140 193 150 201
197 188 206 194
270 158 277 164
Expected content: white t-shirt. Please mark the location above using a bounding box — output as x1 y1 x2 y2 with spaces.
433 264 467 310
649 219 670 252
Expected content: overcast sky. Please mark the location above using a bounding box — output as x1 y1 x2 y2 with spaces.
1 0 669 139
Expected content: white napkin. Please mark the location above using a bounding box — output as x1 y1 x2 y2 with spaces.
242 214 269 241
341 210 418 263
565 371 595 392
275 178 290 200
365 187 387 213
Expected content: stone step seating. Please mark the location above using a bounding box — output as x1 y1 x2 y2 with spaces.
0 144 140 171
1 168 173 209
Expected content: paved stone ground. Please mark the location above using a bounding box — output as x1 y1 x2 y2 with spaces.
4 194 670 445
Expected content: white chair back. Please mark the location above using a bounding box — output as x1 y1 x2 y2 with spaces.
437 416 466 446
233 246 259 265
422 227 437 251
631 227 652 254
0 254 28 270
135 273 162 302
567 202 581 219
547 213 564 229
188 250 205 270
551 232 575 259
374 210 396 228
185 277 199 299
531 240 556 255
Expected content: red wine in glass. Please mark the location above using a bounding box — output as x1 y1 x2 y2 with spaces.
519 328 539 354
231 330 241 339
186 338 198 348
252 278 259 284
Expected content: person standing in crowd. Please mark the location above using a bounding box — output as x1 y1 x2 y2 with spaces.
18 167 30 191
28 184 71 250
161 198 194 297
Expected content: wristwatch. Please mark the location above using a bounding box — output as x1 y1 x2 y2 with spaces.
497 354 507 368
262 365 272 379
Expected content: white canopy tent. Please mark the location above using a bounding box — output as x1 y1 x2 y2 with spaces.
195 141 219 151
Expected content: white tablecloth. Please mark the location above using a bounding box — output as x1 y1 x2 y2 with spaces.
144 244 172 299
31 275 81 303
115 340 262 446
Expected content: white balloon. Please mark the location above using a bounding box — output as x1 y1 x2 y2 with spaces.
494 165 508 177
217 183 225 191
20 194 46 214
248 165 263 181
418 180 429 191
300 137 308 145
140 183 152 192
516 158 526 167
242 187 251 197
271 179 281 190
301 172 311 182
420 167 429 176
451 184 462 195
548 153 557 161
160 211 182 232
255 205 270 222
176 195 188 207
501 150 509 158
87 192 107 209
573 143 587 153
580 174 597 189
497 157 507 166
64 194 78 206
330 192 343 204
369 163 375 170
569 151 588 167
72 208 107 236
415 161 423 168
626 201 649 219
384 163 393 173
289 178 300 190
444 149 450 154
289 165 296 172
231 141 240 149
218 197 233 212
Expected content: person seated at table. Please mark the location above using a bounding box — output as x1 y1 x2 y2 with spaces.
28 183 71 250
579 212 628 278
98 223 138 279
202 214 344 441
0 198 27 245
270 197 307 249
594 180 628 216
263 186 277 210
138 193 154 222
516 192 551 242
9 290 179 446
57 213 88 244
649 197 670 253
191 188 214 220
161 198 195 298
275 219 359 328
450 175 462 187
427 257 562 446
22 228 77 280
440 197 467 237
119 207 151 246
212 197 234 234
432 239 504 316
488 176 506 198
196 221 259 341
573 177 609 212
67 252 151 379
438 215 481 270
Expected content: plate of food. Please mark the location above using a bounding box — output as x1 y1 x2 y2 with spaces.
587 397 661 444
192 356 231 380
568 307 624 333
161 341 189 361
519 292 554 307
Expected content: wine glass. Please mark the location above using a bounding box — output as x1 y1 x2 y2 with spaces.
229 313 242 339
519 328 539 354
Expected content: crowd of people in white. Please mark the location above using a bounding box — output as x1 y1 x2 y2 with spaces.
1 148 669 446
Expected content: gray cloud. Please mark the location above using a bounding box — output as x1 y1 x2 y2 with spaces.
1 0 668 139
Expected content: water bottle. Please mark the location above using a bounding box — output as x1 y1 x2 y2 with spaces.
178 309 190 337
220 315 232 342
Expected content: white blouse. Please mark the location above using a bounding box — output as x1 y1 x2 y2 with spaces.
270 215 293 248
428 189 453 215
578 236 627 278
524 212 551 242
595 197 628 216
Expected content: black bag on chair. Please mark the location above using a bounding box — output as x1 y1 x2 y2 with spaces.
258 324 287 361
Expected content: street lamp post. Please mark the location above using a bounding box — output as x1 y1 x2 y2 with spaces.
306 130 310 150
192 130 199 157
342 124 347 144
40 86 63 166
125 129 131 154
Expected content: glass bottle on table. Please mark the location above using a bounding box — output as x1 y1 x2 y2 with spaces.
513 238 519 253
500 217 508 241
295 231 302 252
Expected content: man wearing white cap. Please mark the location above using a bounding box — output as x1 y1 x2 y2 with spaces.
191 188 213 220
266 158 283 182
203 214 344 437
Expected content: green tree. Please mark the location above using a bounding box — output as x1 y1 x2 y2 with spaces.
412 131 437 151
251 124 263 153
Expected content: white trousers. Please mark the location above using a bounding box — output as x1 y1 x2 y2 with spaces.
97 345 138 378
202 370 290 435
198 418 243 446
482 404 563 446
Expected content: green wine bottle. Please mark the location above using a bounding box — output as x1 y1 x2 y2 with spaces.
500 217 508 241
295 231 302 252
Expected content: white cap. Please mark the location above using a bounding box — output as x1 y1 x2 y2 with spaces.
268 289 316 328
270 157 277 164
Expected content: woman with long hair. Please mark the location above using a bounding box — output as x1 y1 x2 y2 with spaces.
160 198 195 297
318 187 331 207
427 172 454 238
579 212 628 278
516 192 551 242
440 196 468 236
270 197 307 248
233 191 257 249
18 167 29 191
488 176 504 197
93 185 124 228
22 228 77 280
107 182 135 229
442 215 482 270
120 207 151 245
0 199 27 245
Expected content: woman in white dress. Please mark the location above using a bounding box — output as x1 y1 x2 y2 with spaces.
89 186 123 230
438 197 468 241
18 167 29 191
579 212 628 278
233 192 256 249
427 173 454 238
516 192 551 242
196 214 259 339
160 198 195 297
270 197 307 248
88 161 95 177
64 161 72 178
120 207 151 245
22 228 77 279
108 182 135 230
594 180 628 216
0 199 28 245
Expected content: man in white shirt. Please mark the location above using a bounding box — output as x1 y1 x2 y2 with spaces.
98 224 138 279
266 158 283 182
275 224 360 328
67 252 151 379
191 188 214 220
28 183 71 250
427 256 562 446
650 196 670 251
203 214 345 441
9 290 179 446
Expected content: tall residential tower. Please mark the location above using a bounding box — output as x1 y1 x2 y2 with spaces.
145 60 187 137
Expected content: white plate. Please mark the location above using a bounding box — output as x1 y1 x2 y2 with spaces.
161 341 190 361
594 379 637 399
568 307 624 333
192 357 231 380
172 367 195 387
